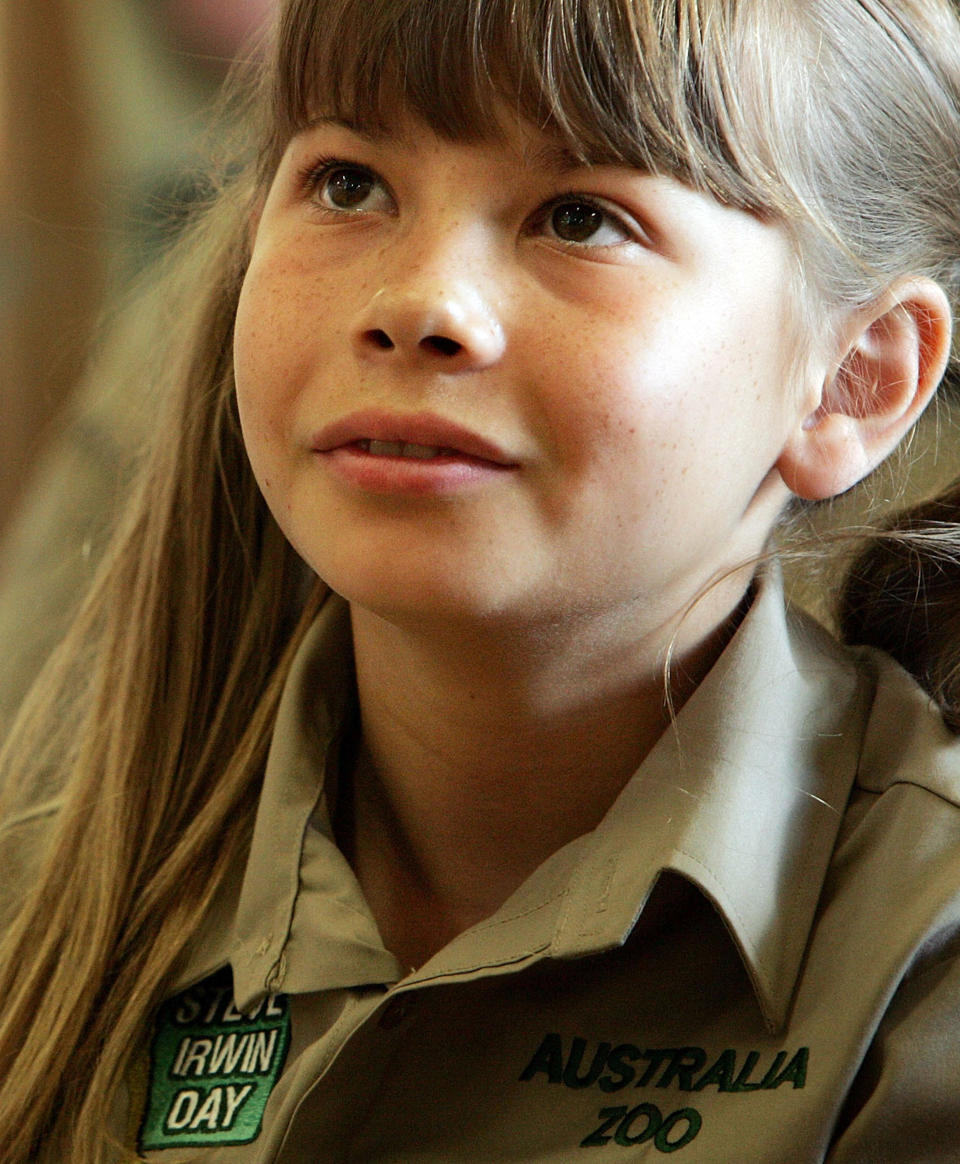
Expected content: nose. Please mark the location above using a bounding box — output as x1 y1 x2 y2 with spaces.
354 262 507 371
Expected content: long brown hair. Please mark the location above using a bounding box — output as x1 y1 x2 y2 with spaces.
0 141 323 1159
1 2 958 1159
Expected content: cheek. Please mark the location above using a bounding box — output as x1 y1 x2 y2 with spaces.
234 259 319 440
233 275 299 500
529 302 792 546
528 310 711 474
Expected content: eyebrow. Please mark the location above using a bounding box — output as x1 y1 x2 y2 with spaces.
524 141 599 175
303 114 615 177
304 115 414 148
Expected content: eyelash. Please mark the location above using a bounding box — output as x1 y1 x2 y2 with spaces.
295 156 644 247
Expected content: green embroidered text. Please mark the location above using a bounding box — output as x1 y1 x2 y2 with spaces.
138 968 290 1151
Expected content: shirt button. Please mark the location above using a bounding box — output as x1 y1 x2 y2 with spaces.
378 994 416 1030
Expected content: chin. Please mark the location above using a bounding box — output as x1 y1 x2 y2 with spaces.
312 557 522 629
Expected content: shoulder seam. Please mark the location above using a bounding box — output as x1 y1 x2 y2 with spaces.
873 778 960 814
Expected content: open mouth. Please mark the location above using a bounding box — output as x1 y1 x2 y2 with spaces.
356 440 456 460
313 411 518 468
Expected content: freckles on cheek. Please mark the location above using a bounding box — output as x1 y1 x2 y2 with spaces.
236 318 302 435
237 298 289 378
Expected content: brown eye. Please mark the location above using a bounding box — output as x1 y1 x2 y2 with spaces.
308 163 394 214
540 196 638 249
551 201 606 243
321 167 377 209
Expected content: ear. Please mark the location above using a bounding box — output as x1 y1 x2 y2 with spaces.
777 278 953 501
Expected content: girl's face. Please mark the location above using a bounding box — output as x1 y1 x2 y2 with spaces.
234 109 816 639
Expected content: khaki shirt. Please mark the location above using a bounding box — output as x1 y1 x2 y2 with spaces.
7 576 960 1161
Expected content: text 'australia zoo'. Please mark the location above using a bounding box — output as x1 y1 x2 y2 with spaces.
519 1033 809 1094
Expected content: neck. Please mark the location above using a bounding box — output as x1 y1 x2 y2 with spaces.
336 578 751 969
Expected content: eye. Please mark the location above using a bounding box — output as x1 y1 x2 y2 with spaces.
539 197 638 248
304 160 394 214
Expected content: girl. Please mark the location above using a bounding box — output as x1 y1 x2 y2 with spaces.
1 0 959 1159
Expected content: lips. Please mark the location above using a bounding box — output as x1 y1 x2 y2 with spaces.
311 410 517 467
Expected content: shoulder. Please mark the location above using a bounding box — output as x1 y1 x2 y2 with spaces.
855 646 960 807
813 652 960 1157
819 645 960 1035
832 647 960 924
0 797 63 932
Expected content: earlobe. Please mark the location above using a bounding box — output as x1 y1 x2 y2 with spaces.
777 278 953 501
778 410 874 501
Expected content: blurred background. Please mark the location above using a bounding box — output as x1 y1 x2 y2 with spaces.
1 0 959 737
0 0 276 731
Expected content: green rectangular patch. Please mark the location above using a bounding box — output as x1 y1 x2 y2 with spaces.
138 967 290 1151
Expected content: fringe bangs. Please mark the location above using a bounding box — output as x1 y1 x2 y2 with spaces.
267 0 787 213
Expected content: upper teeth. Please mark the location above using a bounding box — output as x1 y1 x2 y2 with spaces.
363 440 446 459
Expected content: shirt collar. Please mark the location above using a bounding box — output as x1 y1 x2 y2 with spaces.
175 573 873 1031
549 571 871 1031
170 591 382 1002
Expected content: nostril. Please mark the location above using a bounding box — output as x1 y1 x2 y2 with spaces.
422 335 463 357
365 329 395 350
